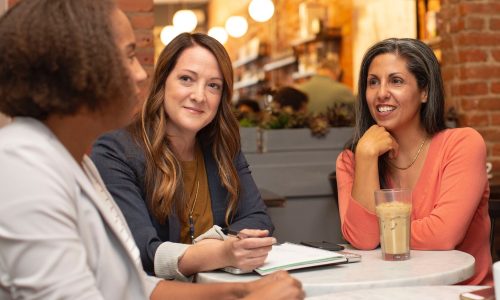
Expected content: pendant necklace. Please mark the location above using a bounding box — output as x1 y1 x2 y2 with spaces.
188 180 200 243
188 147 200 244
389 137 427 171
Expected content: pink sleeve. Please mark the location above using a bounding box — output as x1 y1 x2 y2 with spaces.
336 150 380 249
411 128 488 249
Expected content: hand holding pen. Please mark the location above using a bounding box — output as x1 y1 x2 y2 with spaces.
223 228 276 272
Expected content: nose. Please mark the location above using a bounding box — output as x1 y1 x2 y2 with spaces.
134 60 147 84
377 81 390 100
190 84 206 103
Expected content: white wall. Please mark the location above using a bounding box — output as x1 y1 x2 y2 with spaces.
352 0 417 90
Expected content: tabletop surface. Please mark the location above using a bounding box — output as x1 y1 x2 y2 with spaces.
306 285 488 300
196 247 475 298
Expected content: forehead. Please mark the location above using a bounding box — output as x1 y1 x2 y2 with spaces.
173 45 223 77
111 9 135 49
369 53 409 73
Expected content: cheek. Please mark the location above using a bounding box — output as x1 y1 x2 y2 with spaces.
208 95 222 113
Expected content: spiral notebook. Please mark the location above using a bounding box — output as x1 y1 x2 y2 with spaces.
253 242 348 275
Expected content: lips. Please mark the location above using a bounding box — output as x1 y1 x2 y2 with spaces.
184 106 204 113
377 105 396 113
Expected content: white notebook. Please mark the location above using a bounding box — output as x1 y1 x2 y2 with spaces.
254 242 348 275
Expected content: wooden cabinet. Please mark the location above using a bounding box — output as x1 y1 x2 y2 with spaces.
233 27 342 99
233 37 269 100
261 27 342 90
417 0 441 62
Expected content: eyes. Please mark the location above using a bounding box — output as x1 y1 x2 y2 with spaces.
179 75 222 92
367 76 405 88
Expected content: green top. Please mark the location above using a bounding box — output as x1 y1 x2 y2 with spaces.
298 75 356 114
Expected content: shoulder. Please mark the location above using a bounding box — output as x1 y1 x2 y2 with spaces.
0 118 68 169
0 118 77 209
432 127 486 159
92 127 144 161
436 127 485 149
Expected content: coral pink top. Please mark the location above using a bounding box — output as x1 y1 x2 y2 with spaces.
336 128 492 285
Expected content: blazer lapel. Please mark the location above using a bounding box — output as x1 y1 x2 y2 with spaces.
75 156 144 273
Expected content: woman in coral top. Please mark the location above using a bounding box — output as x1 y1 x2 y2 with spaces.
336 38 492 285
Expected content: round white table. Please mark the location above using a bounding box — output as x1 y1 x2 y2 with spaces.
196 247 475 298
307 285 487 300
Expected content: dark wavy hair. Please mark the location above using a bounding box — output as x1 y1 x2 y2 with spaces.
0 0 133 120
348 38 447 187
132 33 240 225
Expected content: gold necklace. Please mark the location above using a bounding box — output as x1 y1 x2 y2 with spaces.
188 180 200 243
188 146 200 243
389 137 427 170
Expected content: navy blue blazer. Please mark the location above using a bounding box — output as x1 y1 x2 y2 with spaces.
90 129 273 274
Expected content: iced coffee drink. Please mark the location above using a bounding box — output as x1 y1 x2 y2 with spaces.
374 189 412 261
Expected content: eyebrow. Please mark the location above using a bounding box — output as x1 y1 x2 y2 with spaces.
179 69 223 81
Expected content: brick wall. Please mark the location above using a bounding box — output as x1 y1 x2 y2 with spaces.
440 0 500 173
116 0 155 101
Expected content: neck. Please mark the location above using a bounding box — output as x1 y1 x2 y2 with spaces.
44 110 109 164
168 135 197 161
391 126 427 153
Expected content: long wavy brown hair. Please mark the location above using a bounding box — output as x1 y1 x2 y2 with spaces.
131 33 240 225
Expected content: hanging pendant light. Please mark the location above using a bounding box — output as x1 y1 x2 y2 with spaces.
173 9 198 33
160 25 180 46
225 16 248 38
208 27 228 45
248 0 275 23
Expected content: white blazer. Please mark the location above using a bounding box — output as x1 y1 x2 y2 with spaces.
0 118 160 299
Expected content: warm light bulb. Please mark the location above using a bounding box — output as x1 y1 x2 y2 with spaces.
208 27 228 44
173 9 198 33
160 25 180 46
225 16 248 38
248 0 275 22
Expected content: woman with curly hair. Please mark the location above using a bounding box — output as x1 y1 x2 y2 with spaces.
91 32 275 280
0 1 303 299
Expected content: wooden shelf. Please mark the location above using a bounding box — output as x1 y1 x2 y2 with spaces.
232 53 261 68
234 78 264 90
290 35 317 47
423 36 441 48
263 55 296 72
292 70 316 80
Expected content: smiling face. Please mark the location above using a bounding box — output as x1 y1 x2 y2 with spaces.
163 45 223 139
365 53 427 133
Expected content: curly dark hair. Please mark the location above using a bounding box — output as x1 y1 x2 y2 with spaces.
0 0 134 120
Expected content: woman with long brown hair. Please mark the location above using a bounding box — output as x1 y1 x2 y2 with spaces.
91 32 274 280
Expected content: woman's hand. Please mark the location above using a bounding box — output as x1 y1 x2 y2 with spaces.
223 229 276 271
243 271 304 300
356 125 399 160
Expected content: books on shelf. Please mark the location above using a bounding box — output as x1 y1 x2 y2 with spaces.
254 242 348 276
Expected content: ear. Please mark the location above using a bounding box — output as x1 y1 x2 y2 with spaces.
420 89 428 103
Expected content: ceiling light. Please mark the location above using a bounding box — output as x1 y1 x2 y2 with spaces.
160 25 180 45
208 27 228 44
173 9 198 33
225 16 248 38
248 0 275 22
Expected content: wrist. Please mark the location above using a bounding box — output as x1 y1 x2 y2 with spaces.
235 282 252 298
